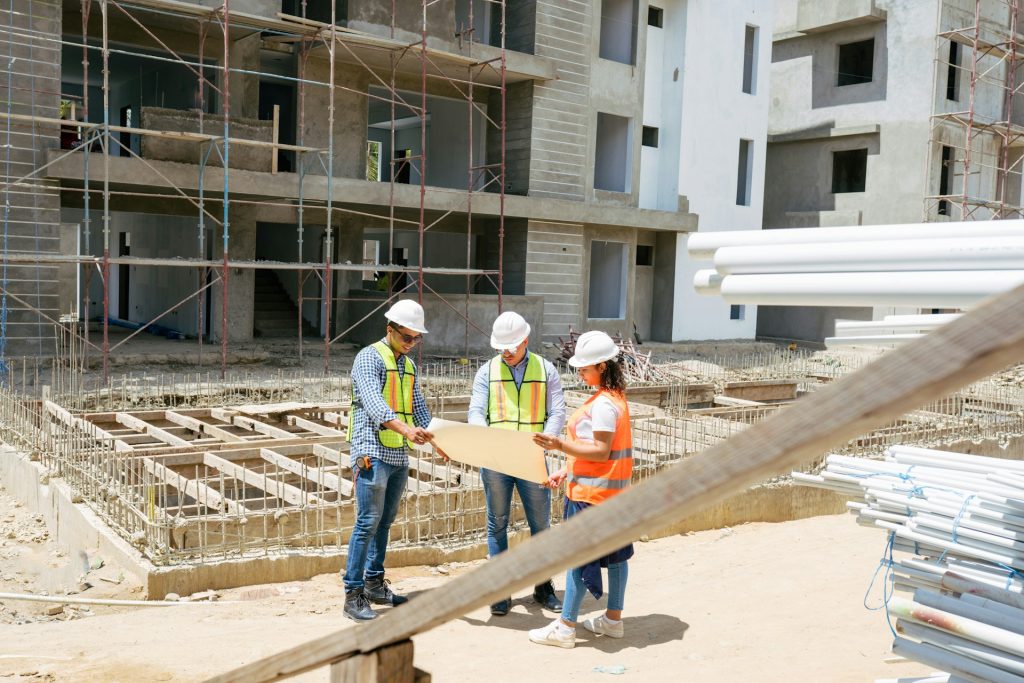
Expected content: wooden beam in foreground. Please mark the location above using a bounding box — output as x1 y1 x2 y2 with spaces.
207 284 1024 683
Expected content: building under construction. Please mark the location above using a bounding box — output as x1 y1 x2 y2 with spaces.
0 0 716 374
763 0 1022 343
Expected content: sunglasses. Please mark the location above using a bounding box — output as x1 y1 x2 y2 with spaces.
392 329 423 344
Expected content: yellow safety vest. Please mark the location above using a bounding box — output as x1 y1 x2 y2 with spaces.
347 340 416 449
487 352 547 432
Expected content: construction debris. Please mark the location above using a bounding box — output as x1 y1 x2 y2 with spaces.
556 327 672 383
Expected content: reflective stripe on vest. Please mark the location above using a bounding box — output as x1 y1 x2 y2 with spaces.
346 341 416 449
566 389 632 505
487 352 547 432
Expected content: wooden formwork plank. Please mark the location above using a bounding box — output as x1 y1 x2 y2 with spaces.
165 410 247 443
713 395 765 408
116 412 192 448
286 415 346 437
44 400 134 453
313 443 350 467
203 452 319 507
232 415 295 440
260 448 351 497
206 280 1024 683
141 457 244 516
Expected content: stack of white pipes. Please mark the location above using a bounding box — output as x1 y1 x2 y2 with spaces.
795 447 1024 682
688 221 1024 308
826 314 961 349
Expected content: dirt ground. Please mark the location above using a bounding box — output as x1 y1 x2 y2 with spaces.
0 475 935 683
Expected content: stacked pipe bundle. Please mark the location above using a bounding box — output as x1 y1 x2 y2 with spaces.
688 220 1024 309
826 313 961 349
796 447 1024 682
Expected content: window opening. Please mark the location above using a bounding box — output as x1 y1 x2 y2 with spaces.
743 25 758 94
832 149 868 193
736 139 753 205
837 39 874 86
595 113 632 192
588 241 628 319
641 126 659 148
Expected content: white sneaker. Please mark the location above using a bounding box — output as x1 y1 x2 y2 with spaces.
582 614 624 638
529 619 576 648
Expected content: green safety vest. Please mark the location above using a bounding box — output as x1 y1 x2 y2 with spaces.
347 341 416 449
487 352 547 432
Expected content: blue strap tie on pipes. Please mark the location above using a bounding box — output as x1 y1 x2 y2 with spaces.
864 532 898 639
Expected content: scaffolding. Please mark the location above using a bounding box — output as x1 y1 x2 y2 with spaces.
0 0 511 381
925 0 1024 220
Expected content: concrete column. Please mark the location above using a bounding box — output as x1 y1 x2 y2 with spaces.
300 60 369 179
651 231 677 342
331 215 365 340
229 32 261 120
210 206 256 342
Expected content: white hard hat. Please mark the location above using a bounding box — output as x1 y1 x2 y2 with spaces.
384 299 428 334
490 311 531 351
568 331 619 368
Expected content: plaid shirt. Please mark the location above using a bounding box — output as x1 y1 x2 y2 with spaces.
348 338 431 466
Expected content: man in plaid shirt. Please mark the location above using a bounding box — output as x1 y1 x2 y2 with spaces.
343 299 434 621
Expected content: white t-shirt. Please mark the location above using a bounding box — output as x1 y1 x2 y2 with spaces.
573 395 620 442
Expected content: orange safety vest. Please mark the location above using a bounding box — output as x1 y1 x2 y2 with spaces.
566 389 632 504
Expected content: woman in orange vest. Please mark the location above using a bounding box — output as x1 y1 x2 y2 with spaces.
528 330 633 649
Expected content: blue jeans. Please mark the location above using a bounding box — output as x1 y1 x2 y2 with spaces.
481 467 552 558
561 561 628 623
343 458 408 591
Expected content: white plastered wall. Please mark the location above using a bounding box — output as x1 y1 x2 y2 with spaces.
645 0 773 340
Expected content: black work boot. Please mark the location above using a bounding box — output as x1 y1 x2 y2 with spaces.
490 597 511 616
533 580 563 611
365 576 408 606
343 587 377 621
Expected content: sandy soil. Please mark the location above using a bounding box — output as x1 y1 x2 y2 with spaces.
0 484 935 683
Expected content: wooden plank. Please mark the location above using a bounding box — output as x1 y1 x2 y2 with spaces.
713 395 765 407
260 448 351 497
206 284 1024 683
287 415 346 437
232 415 295 439
116 412 192 447
141 457 243 516
165 410 247 443
328 640 414 683
313 443 350 466
44 401 134 453
203 452 318 507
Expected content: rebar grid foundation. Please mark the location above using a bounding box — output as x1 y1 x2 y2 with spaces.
3 343 1023 571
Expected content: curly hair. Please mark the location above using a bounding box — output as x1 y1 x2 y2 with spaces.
599 358 627 394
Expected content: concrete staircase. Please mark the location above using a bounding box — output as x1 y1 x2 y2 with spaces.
253 270 317 338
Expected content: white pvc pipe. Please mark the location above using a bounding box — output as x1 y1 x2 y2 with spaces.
883 313 963 325
686 220 1024 260
892 634 1022 683
897 620 1024 677
718 270 1024 307
712 237 1024 275
825 334 921 348
0 592 214 607
836 315 960 333
914 588 1024 636
693 268 724 295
